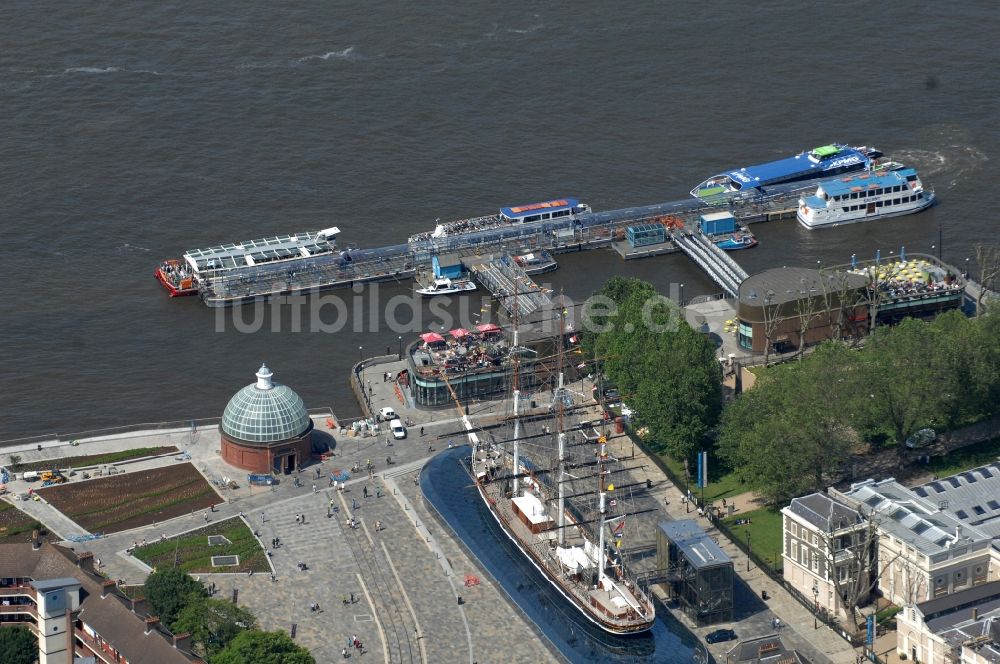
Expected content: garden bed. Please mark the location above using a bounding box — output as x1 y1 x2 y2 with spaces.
37 463 220 534
133 517 269 574
0 502 47 544
12 446 180 473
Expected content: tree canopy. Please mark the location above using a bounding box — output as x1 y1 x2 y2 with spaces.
173 597 257 658
717 310 1000 504
144 566 207 628
0 626 36 664
584 277 722 461
211 630 315 664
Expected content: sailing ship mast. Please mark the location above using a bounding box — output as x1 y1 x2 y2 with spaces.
556 308 567 546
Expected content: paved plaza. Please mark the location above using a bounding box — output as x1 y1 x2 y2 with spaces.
1 365 864 663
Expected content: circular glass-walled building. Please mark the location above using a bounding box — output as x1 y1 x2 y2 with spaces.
219 364 313 474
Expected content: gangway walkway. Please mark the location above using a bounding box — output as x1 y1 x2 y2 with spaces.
467 255 553 319
672 233 749 297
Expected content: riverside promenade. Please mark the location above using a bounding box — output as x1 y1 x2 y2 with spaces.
1 397 560 663
2 359 864 664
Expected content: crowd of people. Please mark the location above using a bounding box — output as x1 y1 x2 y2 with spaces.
408 214 506 243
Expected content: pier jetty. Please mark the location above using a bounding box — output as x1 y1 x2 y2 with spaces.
198 185 807 307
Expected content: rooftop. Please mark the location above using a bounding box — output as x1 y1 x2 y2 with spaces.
838 479 992 557
727 633 813 664
913 462 1000 539
658 519 731 569
817 167 918 197
738 266 867 308
0 542 199 664
220 364 311 444
784 493 861 533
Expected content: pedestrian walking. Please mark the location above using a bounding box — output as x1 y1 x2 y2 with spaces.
312 483 318 493
261 512 266 524
203 511 209 523
363 486 368 498
295 514 301 524
342 647 348 659
420 426 424 436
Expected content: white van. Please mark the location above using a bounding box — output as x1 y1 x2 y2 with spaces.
379 407 397 421
390 419 407 440
21 471 40 481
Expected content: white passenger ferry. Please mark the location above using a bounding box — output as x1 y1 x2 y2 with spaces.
797 168 934 229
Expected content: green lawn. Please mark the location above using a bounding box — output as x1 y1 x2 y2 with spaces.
133 517 269 574
926 437 1000 477
658 451 749 503
14 446 179 473
721 506 784 574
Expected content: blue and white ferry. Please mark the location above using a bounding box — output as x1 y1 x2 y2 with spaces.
797 168 934 229
690 144 883 201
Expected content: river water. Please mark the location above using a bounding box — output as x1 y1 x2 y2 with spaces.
1 1 996 441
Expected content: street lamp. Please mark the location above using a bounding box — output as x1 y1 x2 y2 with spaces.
684 458 691 513
398 335 403 360
679 283 685 306
813 580 819 629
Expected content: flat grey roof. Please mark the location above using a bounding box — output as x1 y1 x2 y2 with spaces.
919 580 1000 622
658 519 731 569
31 577 82 591
738 266 867 307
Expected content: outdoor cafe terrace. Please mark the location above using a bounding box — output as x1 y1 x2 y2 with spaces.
848 258 965 302
411 324 508 378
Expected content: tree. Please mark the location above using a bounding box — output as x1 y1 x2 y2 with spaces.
816 508 893 630
717 343 859 504
588 278 722 461
143 566 207 629
973 242 1000 315
8 454 22 472
0 626 37 664
211 630 315 664
857 318 952 462
173 597 257 658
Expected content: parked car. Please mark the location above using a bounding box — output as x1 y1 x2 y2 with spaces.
705 628 737 644
904 428 937 449
390 419 407 440
379 407 397 421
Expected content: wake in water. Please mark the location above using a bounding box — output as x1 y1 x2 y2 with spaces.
893 129 989 192
64 66 120 74
116 243 151 254
298 46 358 63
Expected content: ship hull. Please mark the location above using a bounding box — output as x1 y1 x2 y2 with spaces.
473 478 653 635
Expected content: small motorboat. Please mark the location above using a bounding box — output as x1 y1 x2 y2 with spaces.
415 277 478 297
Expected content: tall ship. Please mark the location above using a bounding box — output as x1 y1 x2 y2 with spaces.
453 322 655 635
690 143 884 201
155 227 340 296
797 167 935 229
408 198 591 243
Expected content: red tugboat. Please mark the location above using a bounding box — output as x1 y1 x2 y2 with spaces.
155 259 198 297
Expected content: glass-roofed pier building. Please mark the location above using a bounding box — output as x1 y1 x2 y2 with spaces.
181 227 340 283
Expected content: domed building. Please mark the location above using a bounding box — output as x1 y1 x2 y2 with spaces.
219 364 314 474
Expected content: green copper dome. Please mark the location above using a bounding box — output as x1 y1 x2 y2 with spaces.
221 364 311 443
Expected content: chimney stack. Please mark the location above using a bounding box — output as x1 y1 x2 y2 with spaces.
144 616 159 634
172 632 192 650
131 597 147 614
76 551 94 573
100 580 116 598
956 525 963 540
